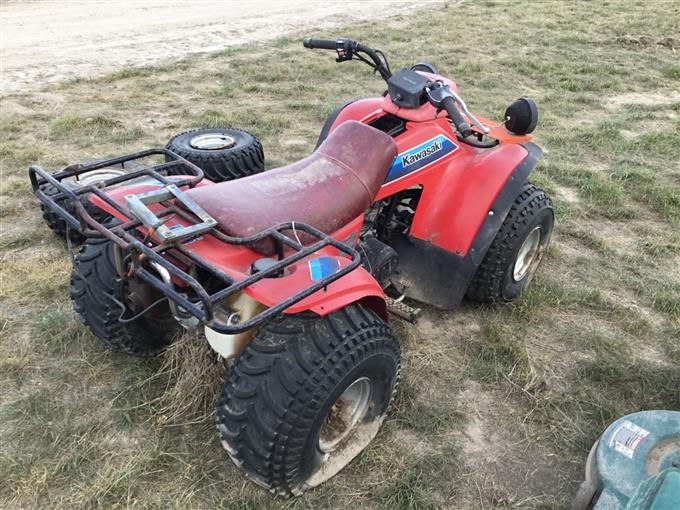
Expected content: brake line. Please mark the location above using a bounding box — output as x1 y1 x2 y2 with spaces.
108 294 169 324
71 266 170 324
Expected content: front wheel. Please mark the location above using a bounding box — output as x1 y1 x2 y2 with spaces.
216 304 400 496
466 182 554 303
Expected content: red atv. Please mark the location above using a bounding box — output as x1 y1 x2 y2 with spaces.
30 37 553 496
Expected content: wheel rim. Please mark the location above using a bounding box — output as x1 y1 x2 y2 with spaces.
513 226 543 281
68 168 127 187
318 377 372 453
189 133 236 150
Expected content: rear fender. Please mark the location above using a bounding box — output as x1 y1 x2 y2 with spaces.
90 183 388 321
89 176 214 222
291 265 387 320
204 265 387 359
243 216 387 321
243 261 387 321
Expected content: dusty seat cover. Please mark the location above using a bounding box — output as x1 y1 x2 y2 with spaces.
184 120 397 254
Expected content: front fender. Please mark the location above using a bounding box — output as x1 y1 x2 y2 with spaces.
464 142 544 266
411 142 543 258
393 142 543 309
315 97 384 148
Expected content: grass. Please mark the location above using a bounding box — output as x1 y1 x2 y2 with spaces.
1 0 680 508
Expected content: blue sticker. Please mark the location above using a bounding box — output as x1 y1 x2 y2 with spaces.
132 176 188 186
132 178 164 186
308 257 341 281
385 134 458 183
168 224 202 244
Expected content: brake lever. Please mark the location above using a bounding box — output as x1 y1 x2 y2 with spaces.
426 81 490 134
449 90 490 134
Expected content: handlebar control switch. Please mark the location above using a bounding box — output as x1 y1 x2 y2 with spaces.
425 81 453 108
334 38 354 62
387 69 429 109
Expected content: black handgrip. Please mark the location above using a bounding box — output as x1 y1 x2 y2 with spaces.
441 96 472 138
303 38 338 50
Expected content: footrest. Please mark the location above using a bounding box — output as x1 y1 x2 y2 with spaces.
386 296 421 323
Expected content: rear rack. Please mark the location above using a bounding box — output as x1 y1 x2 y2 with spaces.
29 149 361 334
29 148 205 236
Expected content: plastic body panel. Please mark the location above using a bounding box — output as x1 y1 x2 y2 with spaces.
327 97 385 127
407 141 529 255
324 92 533 258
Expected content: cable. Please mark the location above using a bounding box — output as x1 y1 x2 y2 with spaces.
353 52 376 70
107 294 169 324
376 49 391 74
71 265 170 324
290 221 303 246
66 223 76 265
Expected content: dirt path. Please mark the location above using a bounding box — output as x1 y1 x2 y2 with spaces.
0 0 440 92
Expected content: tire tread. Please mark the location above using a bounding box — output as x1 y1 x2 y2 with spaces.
70 238 177 355
466 182 553 303
216 305 399 496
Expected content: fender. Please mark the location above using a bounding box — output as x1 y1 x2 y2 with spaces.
410 142 538 255
315 97 384 148
88 176 214 221
392 142 543 309
463 142 544 265
246 264 387 321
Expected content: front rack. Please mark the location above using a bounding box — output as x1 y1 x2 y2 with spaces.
29 149 362 334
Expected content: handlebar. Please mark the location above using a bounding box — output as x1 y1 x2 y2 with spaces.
302 38 337 50
304 37 488 139
303 37 392 81
426 82 473 138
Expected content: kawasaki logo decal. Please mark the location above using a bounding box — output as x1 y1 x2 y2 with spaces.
385 135 458 183
401 139 442 166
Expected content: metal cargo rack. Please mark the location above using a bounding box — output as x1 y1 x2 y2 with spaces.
29 149 362 334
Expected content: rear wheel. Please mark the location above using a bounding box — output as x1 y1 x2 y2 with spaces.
70 236 178 355
166 128 264 182
39 167 127 242
216 304 400 496
466 182 553 303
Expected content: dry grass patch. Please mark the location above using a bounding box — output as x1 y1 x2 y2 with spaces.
154 332 226 426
